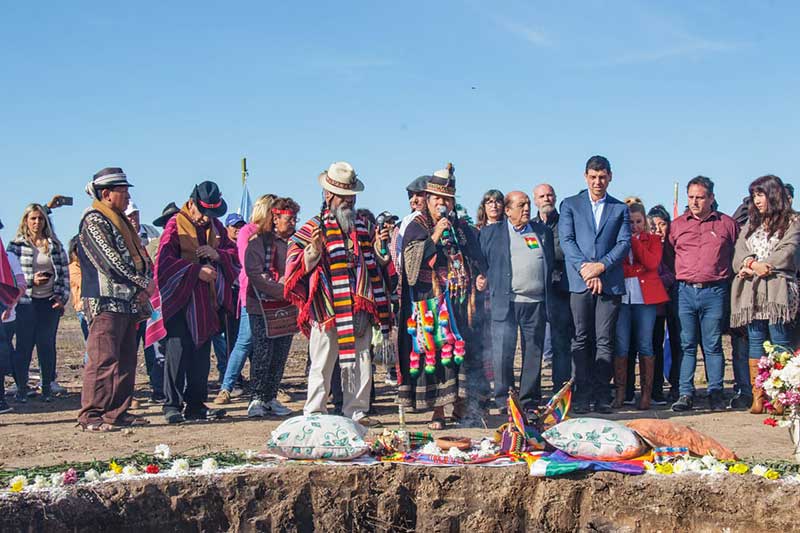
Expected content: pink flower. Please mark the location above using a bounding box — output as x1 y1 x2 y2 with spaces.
63 468 78 485
764 417 778 427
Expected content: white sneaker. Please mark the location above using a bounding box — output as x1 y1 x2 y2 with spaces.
247 399 269 418
50 382 67 394
230 387 245 398
268 399 292 416
5 385 16 396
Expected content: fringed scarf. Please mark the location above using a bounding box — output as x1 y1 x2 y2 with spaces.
285 211 392 366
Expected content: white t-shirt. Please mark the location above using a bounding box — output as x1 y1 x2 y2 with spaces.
3 253 23 323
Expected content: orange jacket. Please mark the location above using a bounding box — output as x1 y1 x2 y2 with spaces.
623 232 669 305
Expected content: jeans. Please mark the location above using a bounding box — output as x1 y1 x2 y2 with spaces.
677 282 727 396
747 320 794 359
570 290 621 406
14 298 61 394
615 303 657 357
220 307 253 392
136 321 164 398
211 333 229 378
491 301 547 410
730 329 749 395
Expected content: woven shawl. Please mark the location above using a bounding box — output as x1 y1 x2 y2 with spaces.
285 212 391 366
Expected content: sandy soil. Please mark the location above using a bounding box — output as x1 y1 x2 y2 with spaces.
0 317 793 470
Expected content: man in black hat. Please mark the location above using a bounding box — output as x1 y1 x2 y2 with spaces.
151 181 238 423
77 167 155 430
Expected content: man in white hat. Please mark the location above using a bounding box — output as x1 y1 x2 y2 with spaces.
284 162 393 426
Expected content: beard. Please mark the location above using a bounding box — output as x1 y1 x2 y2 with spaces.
538 204 555 217
333 204 355 234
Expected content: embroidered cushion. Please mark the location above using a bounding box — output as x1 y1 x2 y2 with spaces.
266 414 369 460
542 417 646 460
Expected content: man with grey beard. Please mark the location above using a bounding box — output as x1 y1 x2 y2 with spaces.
533 183 574 394
284 162 393 427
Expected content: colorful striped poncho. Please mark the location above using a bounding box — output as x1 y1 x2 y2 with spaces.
284 212 392 366
147 211 238 347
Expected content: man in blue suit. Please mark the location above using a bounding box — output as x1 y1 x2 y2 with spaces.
480 191 555 415
558 155 631 413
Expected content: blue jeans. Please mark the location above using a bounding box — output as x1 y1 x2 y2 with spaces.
211 333 229 377
747 320 793 359
220 307 253 392
677 282 727 396
615 303 657 357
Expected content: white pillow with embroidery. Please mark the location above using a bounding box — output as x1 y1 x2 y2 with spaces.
542 417 645 460
266 414 369 460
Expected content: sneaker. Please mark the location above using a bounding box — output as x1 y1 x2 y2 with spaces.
185 405 226 421
0 400 12 414
5 384 16 396
709 390 726 411
213 390 232 405
268 399 292 416
164 409 185 424
230 387 245 399
384 376 398 386
277 388 293 403
247 399 269 418
671 395 693 412
50 381 67 395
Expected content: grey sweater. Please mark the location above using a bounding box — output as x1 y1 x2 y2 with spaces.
509 222 546 303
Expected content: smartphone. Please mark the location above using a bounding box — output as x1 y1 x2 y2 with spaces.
60 196 74 206
40 272 53 279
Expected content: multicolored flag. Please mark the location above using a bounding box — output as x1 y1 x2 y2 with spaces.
543 379 573 427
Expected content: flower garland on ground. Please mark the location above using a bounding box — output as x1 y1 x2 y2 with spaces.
645 454 800 481
2 445 262 493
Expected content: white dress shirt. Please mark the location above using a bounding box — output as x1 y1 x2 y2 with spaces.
590 194 607 229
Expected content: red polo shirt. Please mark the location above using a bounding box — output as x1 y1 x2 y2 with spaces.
669 211 738 284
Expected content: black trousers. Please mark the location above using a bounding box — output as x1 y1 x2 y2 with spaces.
549 289 575 392
14 298 61 394
492 301 547 410
163 313 211 412
570 290 621 406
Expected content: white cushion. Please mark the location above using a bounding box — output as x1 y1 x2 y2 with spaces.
266 414 369 460
542 417 646 460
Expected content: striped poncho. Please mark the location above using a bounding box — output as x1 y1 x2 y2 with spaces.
149 211 238 347
284 212 392 366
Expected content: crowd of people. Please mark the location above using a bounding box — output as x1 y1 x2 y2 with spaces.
0 156 797 433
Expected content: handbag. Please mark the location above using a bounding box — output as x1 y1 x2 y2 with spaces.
259 299 299 339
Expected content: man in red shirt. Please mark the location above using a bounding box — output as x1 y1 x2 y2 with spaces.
669 176 738 411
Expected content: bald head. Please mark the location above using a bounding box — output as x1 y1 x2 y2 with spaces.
504 191 531 229
533 183 557 221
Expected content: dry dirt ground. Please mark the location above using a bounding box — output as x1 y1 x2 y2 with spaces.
0 317 794 470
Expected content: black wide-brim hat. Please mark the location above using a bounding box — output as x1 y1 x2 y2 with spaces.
191 181 227 218
152 201 180 227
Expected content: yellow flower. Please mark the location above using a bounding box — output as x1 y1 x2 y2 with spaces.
655 463 674 475
765 470 780 480
9 476 27 493
729 463 749 475
763 341 774 353
109 461 123 474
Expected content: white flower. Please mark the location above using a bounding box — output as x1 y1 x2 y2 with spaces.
419 442 443 455
9 475 28 492
780 360 800 388
778 418 792 428
673 460 687 474
100 470 117 480
686 459 704 473
49 473 64 487
83 469 100 482
447 446 470 460
476 438 498 458
201 458 219 473
169 458 190 474
700 455 718 469
32 475 50 489
751 465 768 477
154 444 171 460
244 449 257 460
122 465 139 476
711 463 727 474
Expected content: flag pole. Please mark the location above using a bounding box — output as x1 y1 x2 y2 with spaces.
673 181 679 219
242 157 248 186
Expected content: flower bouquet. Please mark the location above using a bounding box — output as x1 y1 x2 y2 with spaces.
758 342 800 462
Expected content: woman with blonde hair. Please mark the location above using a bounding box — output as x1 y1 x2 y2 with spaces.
6 203 70 402
214 194 276 405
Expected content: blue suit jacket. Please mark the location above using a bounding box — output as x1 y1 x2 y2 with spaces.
558 190 631 296
479 220 554 322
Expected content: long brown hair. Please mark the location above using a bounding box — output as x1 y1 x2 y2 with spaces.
15 203 60 246
476 189 504 229
746 175 793 239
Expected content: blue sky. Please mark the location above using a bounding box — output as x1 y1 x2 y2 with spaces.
1 1 798 241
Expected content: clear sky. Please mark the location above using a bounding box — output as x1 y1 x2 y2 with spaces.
1 1 798 241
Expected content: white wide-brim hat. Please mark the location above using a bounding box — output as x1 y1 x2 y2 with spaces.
318 161 365 196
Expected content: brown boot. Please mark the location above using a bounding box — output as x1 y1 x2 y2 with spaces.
638 355 655 410
612 357 628 408
749 359 765 414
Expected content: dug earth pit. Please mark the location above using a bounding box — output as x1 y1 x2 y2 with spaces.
1 465 798 532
